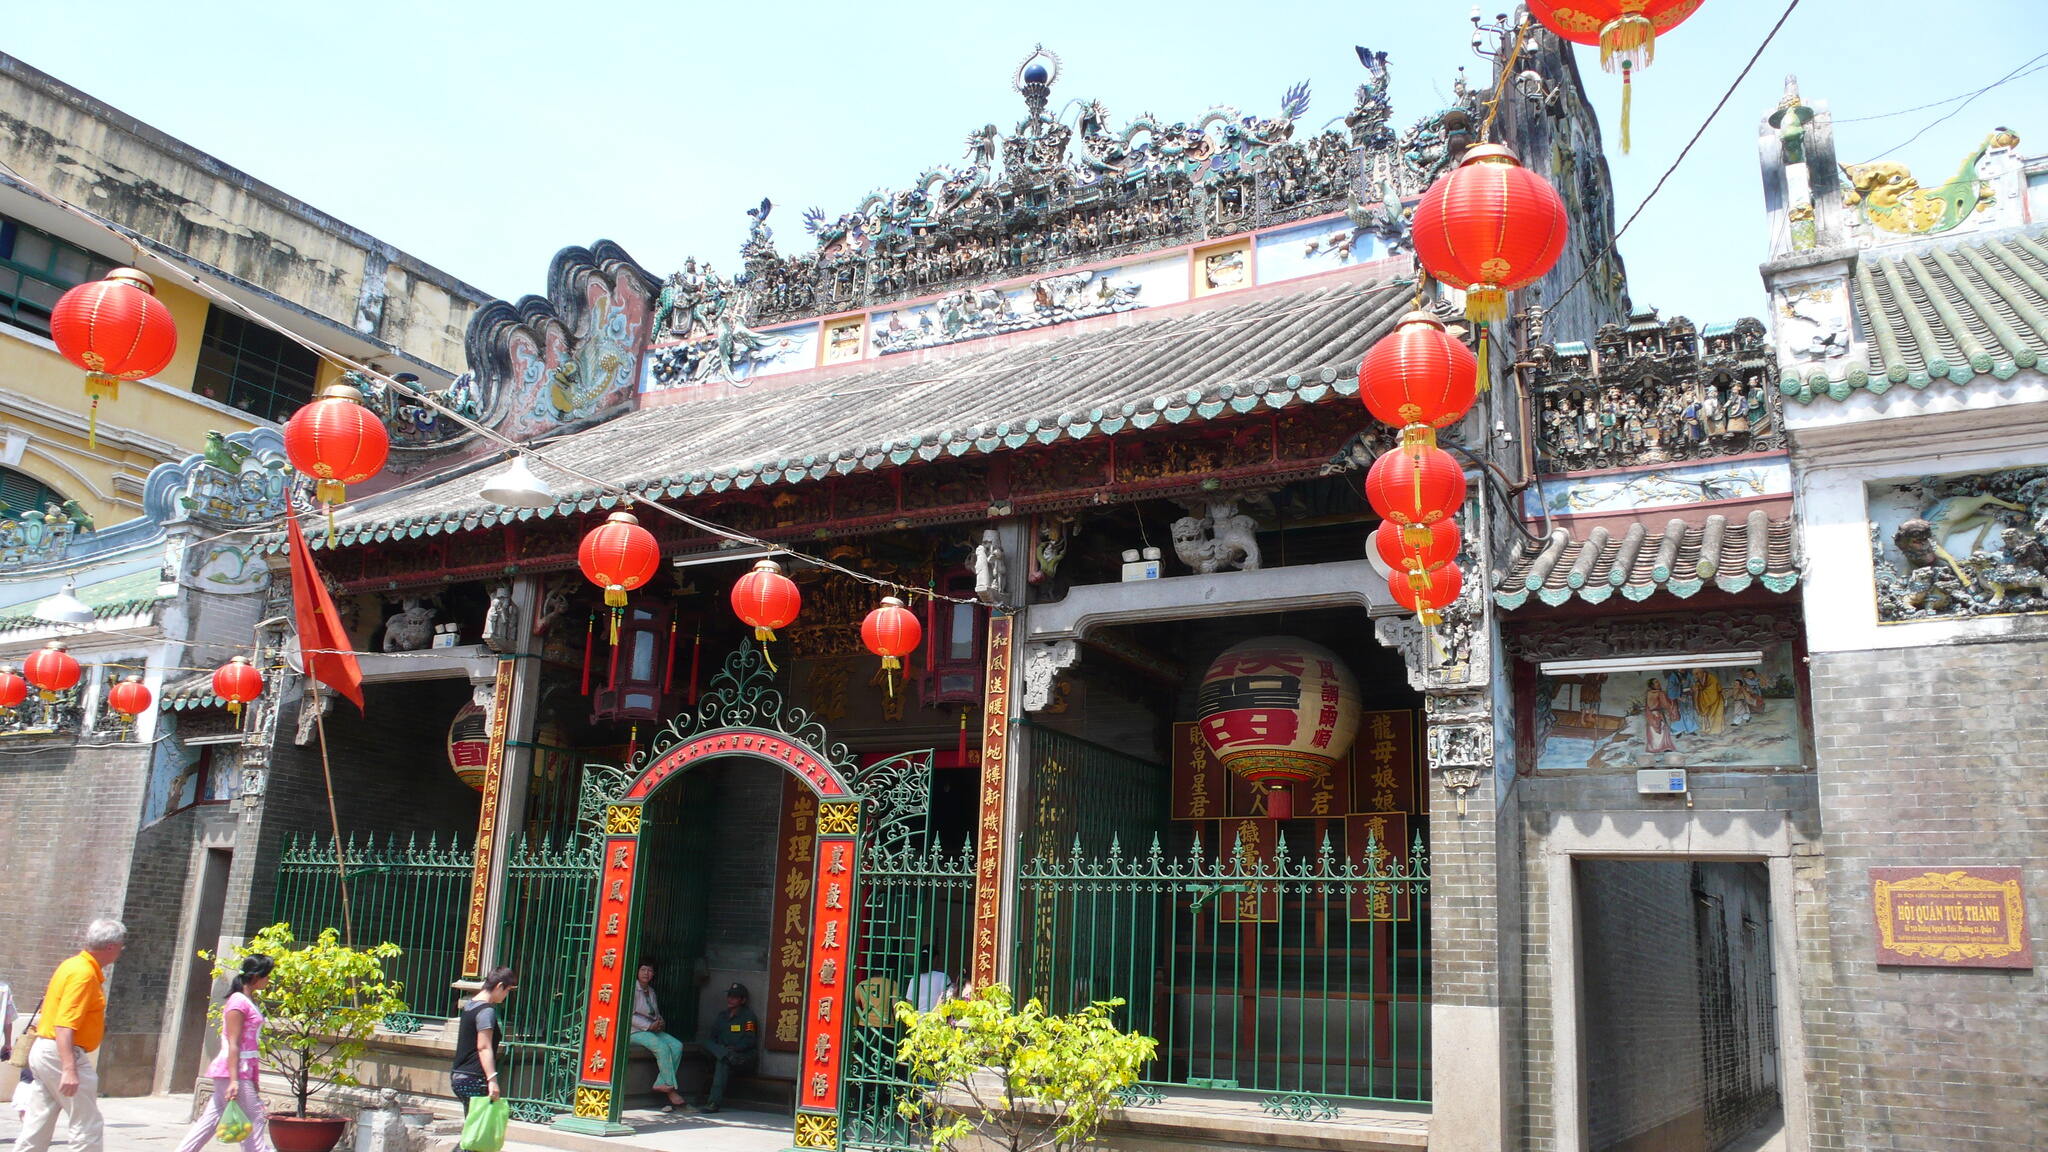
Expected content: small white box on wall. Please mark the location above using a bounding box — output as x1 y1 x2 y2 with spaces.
1637 768 1688 794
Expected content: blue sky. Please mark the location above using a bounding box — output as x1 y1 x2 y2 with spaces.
7 1 2046 325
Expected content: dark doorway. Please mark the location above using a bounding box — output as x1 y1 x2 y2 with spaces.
1578 860 1781 1152
170 848 232 1088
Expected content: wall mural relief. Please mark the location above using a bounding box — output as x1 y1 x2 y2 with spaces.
1870 464 2048 621
1526 459 1791 519
464 242 657 442
1534 645 1803 772
1529 313 1782 474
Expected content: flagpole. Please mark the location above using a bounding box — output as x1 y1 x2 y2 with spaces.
309 681 355 947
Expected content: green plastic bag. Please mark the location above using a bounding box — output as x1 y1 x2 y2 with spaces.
216 1098 252 1144
460 1096 509 1152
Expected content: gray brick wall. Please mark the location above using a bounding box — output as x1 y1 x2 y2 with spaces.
1580 859 1704 1149
1808 641 2048 1151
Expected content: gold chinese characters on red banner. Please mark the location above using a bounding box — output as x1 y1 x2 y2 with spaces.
766 780 816 1051
1871 867 2032 969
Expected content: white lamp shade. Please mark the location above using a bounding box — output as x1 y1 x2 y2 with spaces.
480 455 555 509
37 580 95 626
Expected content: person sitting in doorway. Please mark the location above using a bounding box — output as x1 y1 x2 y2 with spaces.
627 963 689 1113
698 983 759 1114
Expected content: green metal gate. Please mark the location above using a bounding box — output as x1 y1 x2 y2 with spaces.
840 750 977 1152
494 829 601 1122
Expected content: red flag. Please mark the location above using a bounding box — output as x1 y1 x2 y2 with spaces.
286 504 364 711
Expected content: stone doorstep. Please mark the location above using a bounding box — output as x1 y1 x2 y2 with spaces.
940 1079 1431 1152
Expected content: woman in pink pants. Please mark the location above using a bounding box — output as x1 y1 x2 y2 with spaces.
174 955 274 1152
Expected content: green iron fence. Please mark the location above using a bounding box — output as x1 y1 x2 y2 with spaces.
1013 830 1431 1110
495 830 601 1123
1021 723 1169 860
272 833 474 1028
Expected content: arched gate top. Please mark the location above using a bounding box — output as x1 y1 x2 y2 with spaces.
612 645 859 801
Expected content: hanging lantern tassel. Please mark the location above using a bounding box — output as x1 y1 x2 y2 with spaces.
1475 324 1491 395
607 617 622 690
957 707 969 761
1600 14 1656 74
662 618 678 696
688 625 702 705
581 611 595 697
756 628 779 672
84 374 118 449
1620 60 1634 154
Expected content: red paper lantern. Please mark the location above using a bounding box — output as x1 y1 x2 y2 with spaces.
1412 144 1569 325
24 641 81 698
283 384 390 508
1196 637 1361 821
1358 312 1478 434
0 666 26 710
50 268 178 447
1527 0 1702 150
578 510 660 608
1372 517 1461 574
107 675 152 718
1390 561 1464 627
861 597 923 669
447 701 491 791
1364 445 1467 528
731 560 801 642
212 656 264 717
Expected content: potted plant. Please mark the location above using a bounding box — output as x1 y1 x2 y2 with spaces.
208 923 405 1152
895 984 1156 1152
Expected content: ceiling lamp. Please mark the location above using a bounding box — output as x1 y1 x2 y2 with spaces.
37 578 96 626
480 454 556 509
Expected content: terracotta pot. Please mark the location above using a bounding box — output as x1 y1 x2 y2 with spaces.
268 1114 348 1152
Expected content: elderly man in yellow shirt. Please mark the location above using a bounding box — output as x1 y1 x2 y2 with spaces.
18 918 126 1152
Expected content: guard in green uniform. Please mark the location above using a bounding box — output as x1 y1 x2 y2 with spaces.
700 982 759 1113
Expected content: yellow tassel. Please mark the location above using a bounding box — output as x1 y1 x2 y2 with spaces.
759 636 778 672
325 504 336 547
1598 15 1655 73
1464 286 1507 326
883 666 895 699
83 374 117 450
882 655 901 671
609 607 622 646
1620 63 1633 155
316 480 346 504
1476 326 1491 394
604 585 627 608
755 626 776 643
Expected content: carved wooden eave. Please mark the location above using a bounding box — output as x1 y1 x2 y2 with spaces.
1021 560 1396 644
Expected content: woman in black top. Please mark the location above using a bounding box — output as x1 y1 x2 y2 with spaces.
452 967 517 1101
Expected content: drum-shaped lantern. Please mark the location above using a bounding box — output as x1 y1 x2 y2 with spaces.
447 701 492 792
1196 637 1361 820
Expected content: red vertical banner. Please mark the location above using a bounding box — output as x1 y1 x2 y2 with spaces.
576 820 641 1119
800 804 858 1131
767 781 816 1052
1346 812 1413 922
1351 710 1418 815
970 615 1013 989
1298 745 1352 819
1215 817 1279 923
1169 721 1224 820
461 663 516 979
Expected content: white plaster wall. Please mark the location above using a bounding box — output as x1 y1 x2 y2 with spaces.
1794 397 2048 654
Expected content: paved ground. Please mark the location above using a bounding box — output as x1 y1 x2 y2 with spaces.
0 1092 795 1152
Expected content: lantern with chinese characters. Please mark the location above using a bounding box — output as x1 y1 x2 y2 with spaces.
578 509 660 642
1411 144 1568 326
50 269 178 447
23 641 81 700
107 674 152 719
282 384 390 528
211 656 263 718
1196 638 1360 821
730 560 801 669
1390 561 1464 627
0 665 26 710
861 596 923 698
1358 312 1477 437
1527 0 1703 151
446 700 491 791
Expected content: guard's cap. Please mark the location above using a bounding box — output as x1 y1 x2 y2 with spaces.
726 982 750 1001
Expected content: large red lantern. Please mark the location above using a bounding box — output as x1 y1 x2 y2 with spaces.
24 641 81 699
0 666 26 710
447 701 491 792
1358 312 1478 435
1527 0 1703 151
731 560 801 669
212 656 264 718
579 509 660 642
1390 561 1464 627
50 268 179 448
861 596 923 698
1364 445 1467 529
283 383 390 521
1372 517 1461 574
1197 638 1361 821
1412 145 1569 326
107 675 152 719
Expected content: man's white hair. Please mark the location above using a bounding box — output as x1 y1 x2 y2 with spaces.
84 919 127 950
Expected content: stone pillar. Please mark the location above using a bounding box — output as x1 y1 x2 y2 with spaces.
463 576 545 980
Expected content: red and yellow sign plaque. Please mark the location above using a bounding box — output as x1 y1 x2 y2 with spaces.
800 809 858 1120
579 829 641 1092
1871 867 2032 969
461 661 518 979
971 615 1013 989
767 780 816 1052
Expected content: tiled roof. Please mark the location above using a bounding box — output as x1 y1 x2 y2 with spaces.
294 274 1414 549
0 567 168 633
1784 227 2048 402
162 671 228 712
1494 510 1800 609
